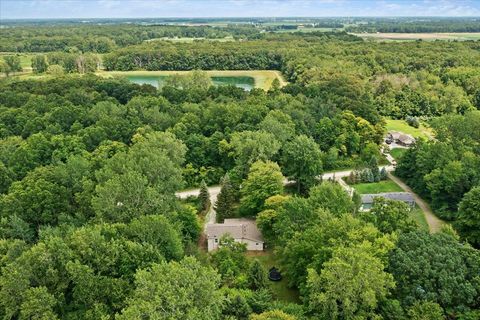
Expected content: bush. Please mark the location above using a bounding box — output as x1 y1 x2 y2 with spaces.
406 116 420 128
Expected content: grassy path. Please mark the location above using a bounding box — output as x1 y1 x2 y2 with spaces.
388 173 445 233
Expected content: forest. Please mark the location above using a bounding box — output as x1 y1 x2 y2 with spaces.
0 20 480 320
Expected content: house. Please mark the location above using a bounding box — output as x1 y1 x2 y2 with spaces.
360 192 416 211
206 218 264 252
386 131 416 147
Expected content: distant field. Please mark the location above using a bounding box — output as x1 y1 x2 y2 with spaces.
353 32 480 41
351 179 404 194
97 70 286 90
0 52 36 71
385 119 433 139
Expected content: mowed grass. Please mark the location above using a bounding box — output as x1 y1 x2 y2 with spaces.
410 205 429 232
0 52 36 71
351 179 404 194
385 119 433 139
246 250 300 303
390 148 407 160
97 70 286 90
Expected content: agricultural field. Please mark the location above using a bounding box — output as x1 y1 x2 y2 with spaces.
96 70 286 90
385 119 433 139
353 32 480 41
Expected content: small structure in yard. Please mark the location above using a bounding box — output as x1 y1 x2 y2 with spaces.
386 131 415 147
268 267 282 281
360 192 415 211
206 218 264 252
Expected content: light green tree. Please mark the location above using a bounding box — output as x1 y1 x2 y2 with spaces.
306 243 395 319
117 257 223 320
281 135 323 193
240 160 284 216
248 259 268 291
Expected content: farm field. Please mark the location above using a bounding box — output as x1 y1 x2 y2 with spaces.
385 119 433 139
96 70 286 90
353 32 480 41
351 178 404 194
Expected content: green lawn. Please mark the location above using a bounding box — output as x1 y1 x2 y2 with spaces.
246 250 300 303
410 205 429 232
351 179 404 194
385 119 433 139
390 148 407 160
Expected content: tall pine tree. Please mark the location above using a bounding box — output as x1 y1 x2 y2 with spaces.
198 180 210 213
215 174 235 222
248 259 268 291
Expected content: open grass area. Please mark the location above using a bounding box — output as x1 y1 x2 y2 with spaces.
351 178 404 194
385 119 433 139
146 36 235 43
353 32 480 41
246 250 300 303
0 52 36 71
410 205 429 232
96 70 286 90
390 148 407 160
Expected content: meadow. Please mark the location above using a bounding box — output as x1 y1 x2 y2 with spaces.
353 32 480 41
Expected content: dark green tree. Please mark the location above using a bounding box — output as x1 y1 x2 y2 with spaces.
248 259 268 291
31 55 48 74
198 180 211 213
215 174 236 223
456 186 480 247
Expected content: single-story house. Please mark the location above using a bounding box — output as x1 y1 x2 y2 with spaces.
386 131 416 147
206 218 264 252
360 192 416 211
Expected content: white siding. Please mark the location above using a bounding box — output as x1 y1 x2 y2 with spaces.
207 238 263 252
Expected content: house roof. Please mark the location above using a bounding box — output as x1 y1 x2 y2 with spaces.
206 218 263 242
361 192 415 204
388 131 415 144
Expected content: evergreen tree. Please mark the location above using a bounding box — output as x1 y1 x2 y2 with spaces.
198 180 210 213
379 167 388 181
368 155 380 182
215 174 235 222
248 259 268 291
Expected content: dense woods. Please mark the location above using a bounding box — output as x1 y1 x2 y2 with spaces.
0 20 479 319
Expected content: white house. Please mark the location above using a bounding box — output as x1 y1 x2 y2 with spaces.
206 218 264 252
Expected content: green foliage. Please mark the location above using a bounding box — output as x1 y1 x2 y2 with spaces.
306 243 394 319
307 182 356 216
456 186 480 247
215 173 236 222
198 179 211 212
240 161 284 216
281 135 323 193
248 259 269 291
250 310 296 320
31 55 48 74
407 301 444 320
1 55 22 76
360 198 417 234
389 231 480 311
118 257 223 320
210 235 248 287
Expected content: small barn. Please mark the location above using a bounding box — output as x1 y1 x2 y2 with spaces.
206 218 264 252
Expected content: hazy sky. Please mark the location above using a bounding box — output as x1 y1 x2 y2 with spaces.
1 0 480 19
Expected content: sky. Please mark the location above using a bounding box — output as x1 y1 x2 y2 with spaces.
1 0 480 20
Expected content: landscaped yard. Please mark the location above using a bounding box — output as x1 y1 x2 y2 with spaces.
246 250 300 303
385 119 433 139
351 178 404 194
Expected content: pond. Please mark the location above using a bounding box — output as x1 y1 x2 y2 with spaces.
125 75 255 90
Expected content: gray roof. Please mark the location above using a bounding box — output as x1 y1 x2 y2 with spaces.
206 218 263 242
361 192 415 204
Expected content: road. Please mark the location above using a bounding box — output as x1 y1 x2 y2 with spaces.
175 166 395 229
388 173 445 233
